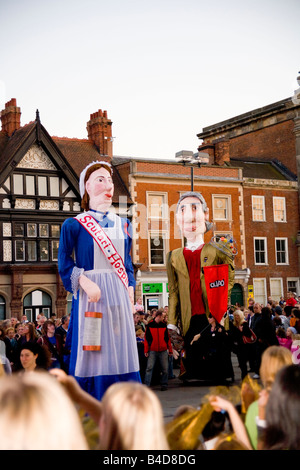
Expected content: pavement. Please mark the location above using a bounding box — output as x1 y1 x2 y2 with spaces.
148 354 244 423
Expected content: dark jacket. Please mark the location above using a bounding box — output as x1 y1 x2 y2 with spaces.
229 320 253 352
253 309 279 347
37 334 64 364
144 320 173 354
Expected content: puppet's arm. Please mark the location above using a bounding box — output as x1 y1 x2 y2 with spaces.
166 252 180 333
58 218 101 302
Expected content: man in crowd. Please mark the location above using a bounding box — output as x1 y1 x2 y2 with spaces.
144 309 173 391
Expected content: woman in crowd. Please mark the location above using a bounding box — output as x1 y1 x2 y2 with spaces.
276 327 292 350
259 364 300 450
19 342 51 373
0 371 88 450
37 320 63 369
228 309 254 380
98 381 169 450
0 325 13 366
51 368 169 451
17 322 38 346
14 323 39 370
244 345 292 449
194 313 234 383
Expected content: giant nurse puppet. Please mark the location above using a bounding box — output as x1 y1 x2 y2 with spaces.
58 161 140 399
167 192 236 380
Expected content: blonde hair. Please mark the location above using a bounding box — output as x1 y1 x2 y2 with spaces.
259 345 293 391
99 381 169 450
0 371 88 450
233 309 245 326
135 328 144 337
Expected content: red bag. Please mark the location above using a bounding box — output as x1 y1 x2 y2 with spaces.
203 264 229 323
242 330 257 344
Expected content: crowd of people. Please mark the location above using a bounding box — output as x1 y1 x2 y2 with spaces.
0 314 70 374
133 293 300 388
0 291 299 450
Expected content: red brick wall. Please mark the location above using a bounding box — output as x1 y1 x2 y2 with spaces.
243 187 299 284
135 161 239 179
228 120 296 174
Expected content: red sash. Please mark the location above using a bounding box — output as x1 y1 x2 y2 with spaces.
75 213 129 289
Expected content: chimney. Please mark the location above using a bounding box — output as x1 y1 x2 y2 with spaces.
0 98 21 136
197 142 215 164
214 138 230 166
87 109 113 160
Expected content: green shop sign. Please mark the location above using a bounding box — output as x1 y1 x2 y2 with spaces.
143 283 163 293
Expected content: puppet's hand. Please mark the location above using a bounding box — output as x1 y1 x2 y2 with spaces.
79 274 101 303
128 285 135 313
190 333 201 345
173 349 179 360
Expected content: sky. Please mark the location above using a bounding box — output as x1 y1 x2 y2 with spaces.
0 0 299 160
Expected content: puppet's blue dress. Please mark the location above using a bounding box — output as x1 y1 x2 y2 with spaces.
58 209 140 400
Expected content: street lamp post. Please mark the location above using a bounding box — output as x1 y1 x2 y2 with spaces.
175 150 209 191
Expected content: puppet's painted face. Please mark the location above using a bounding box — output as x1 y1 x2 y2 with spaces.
176 196 208 241
85 167 114 211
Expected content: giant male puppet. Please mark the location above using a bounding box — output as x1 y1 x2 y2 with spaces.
58 161 140 400
167 192 236 381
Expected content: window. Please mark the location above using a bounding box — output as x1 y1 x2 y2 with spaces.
0 295 6 321
252 195 265 221
13 174 23 194
275 238 288 264
149 232 167 266
15 240 25 261
27 223 37 237
39 224 49 237
270 278 283 302
25 175 35 195
23 290 51 321
39 240 49 261
51 225 60 237
24 309 33 322
147 193 168 219
253 278 267 305
287 278 299 295
15 223 24 237
38 176 47 196
212 195 231 220
254 237 268 265
273 197 286 222
42 307 50 317
28 240 37 261
50 177 59 197
51 240 59 261
67 293 73 314
9 171 80 212
2 221 61 263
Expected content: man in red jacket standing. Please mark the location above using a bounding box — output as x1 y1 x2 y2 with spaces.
144 309 173 391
